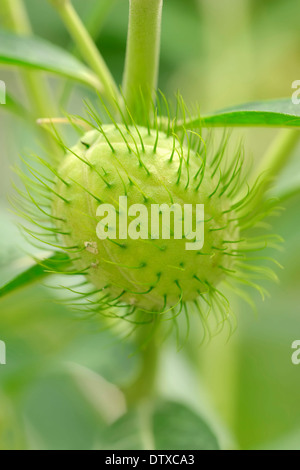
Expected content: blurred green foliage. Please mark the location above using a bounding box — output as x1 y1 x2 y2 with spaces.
0 0 300 450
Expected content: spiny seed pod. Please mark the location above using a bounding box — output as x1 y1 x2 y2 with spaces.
16 97 281 332
53 124 239 312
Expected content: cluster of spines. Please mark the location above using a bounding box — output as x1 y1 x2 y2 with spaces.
12 92 282 344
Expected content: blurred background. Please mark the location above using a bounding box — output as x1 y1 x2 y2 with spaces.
0 0 300 450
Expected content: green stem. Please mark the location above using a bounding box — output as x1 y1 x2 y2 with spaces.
124 315 161 407
122 0 163 122
84 0 117 40
2 0 56 119
49 0 120 108
1 0 31 32
2 0 59 163
58 0 117 108
251 129 300 198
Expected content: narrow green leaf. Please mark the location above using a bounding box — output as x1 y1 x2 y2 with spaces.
0 252 71 299
180 99 300 129
0 30 102 90
100 401 220 450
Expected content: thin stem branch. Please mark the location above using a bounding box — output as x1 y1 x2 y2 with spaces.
2 0 56 119
1 0 60 162
49 0 120 108
124 315 161 407
122 0 163 122
84 0 117 40
1 0 31 33
250 129 300 204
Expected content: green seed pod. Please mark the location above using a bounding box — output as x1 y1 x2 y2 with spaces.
16 99 280 330
52 124 239 311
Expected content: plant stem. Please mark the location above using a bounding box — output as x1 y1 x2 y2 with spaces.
252 129 300 187
249 129 300 206
234 128 300 219
2 0 59 162
124 315 161 407
2 0 56 119
84 0 117 41
122 0 163 122
49 0 120 108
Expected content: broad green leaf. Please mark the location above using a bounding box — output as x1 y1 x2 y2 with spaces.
23 372 107 450
0 252 71 299
153 401 220 450
179 99 300 129
100 401 220 450
0 31 102 90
